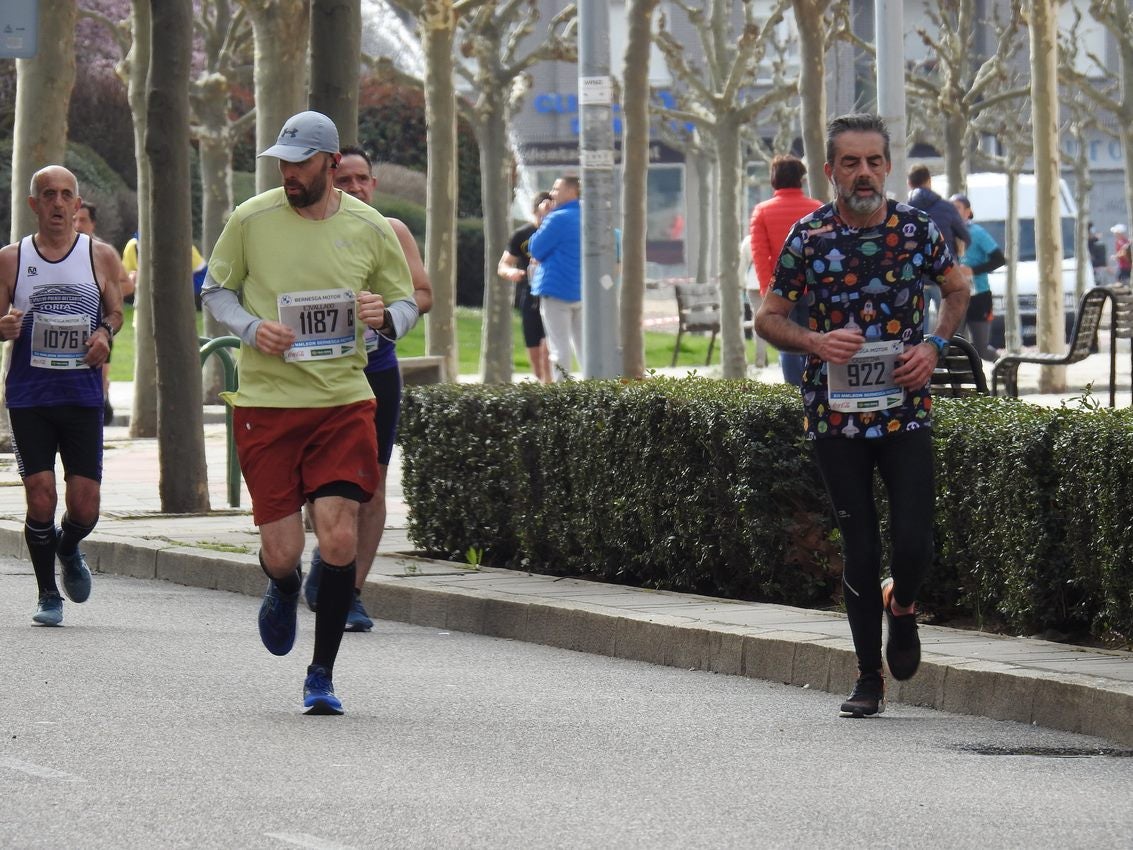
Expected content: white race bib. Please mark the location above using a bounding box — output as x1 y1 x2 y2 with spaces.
30 313 90 370
277 288 356 362
828 339 905 412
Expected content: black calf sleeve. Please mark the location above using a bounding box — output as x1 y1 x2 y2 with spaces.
313 560 356 674
58 513 97 557
25 517 59 595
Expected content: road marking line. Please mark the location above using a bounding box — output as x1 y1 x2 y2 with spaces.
0 757 85 782
264 832 356 850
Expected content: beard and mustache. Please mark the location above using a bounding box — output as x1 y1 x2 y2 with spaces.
835 177 885 217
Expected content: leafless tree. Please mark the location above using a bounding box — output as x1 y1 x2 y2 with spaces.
147 0 211 511
620 0 661 378
654 0 793 379
1028 0 1067 390
310 0 362 147
907 0 1028 193
387 0 488 382
455 0 576 383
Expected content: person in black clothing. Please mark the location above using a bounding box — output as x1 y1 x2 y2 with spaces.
497 191 553 383
908 164 970 330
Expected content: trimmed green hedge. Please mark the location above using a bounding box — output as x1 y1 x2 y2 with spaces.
400 380 1133 642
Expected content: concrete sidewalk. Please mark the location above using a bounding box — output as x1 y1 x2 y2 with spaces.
0 360 1130 747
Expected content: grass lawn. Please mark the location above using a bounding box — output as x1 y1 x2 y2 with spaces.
112 304 746 382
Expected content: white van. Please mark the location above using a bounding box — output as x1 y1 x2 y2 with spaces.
936 172 1079 347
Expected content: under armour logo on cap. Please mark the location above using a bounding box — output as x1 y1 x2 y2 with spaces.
258 111 340 163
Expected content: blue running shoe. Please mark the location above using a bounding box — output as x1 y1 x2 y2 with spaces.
303 547 323 612
58 549 92 604
32 591 63 626
303 665 344 715
345 594 373 632
258 579 300 656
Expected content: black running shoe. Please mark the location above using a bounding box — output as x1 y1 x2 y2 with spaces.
839 671 885 718
882 577 921 680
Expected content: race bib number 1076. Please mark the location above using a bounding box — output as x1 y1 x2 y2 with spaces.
278 288 356 362
31 313 90 369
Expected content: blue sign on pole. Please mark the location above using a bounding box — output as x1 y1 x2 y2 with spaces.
0 0 38 59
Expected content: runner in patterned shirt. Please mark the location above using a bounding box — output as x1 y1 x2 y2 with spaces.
755 113 970 720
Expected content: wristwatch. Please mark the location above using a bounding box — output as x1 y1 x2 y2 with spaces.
99 320 116 339
924 334 948 358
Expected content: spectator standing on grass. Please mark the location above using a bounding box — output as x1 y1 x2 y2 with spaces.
529 175 582 381
749 155 823 385
498 191 553 383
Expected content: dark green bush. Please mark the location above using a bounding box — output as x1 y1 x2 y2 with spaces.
400 378 839 607
401 381 1133 642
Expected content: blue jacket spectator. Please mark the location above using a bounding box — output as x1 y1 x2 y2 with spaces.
529 196 581 302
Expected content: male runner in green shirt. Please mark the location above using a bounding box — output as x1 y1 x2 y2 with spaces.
202 111 417 714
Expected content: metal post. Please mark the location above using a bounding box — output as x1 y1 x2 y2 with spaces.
199 336 241 508
874 0 907 199
577 0 620 378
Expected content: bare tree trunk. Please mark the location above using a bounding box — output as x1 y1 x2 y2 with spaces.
198 115 234 401
715 114 746 379
619 0 659 380
792 0 827 200
1004 166 1021 352
694 150 713 284
147 0 210 512
4 1 78 451
422 0 459 381
245 0 310 193
309 0 361 146
127 0 158 438
1029 0 1065 392
1068 123 1093 302
10 3 77 243
477 101 514 384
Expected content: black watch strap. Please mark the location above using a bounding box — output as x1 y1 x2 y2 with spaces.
100 320 116 338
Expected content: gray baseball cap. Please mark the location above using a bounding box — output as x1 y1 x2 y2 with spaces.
258 111 340 162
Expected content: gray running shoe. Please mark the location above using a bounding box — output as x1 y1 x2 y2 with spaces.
58 549 92 603
32 592 64 626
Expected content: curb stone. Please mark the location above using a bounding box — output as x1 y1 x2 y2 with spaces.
2 522 1130 746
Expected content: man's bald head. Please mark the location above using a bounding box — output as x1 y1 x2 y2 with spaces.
30 165 80 198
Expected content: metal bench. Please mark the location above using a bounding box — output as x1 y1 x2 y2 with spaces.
1107 286 1133 407
991 287 1110 398
671 282 721 366
932 335 989 397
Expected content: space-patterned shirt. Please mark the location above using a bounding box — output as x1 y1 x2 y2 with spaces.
770 199 954 440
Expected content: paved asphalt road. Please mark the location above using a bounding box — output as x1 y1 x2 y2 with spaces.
2 562 1131 850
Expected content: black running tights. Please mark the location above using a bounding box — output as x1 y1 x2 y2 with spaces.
813 429 935 674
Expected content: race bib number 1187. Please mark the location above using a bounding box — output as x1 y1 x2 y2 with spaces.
278 288 356 362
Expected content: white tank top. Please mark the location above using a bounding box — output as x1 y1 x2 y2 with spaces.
6 233 104 408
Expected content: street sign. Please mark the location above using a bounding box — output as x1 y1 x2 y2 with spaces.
0 0 38 59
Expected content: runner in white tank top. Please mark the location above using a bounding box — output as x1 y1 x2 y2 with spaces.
0 165 124 627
